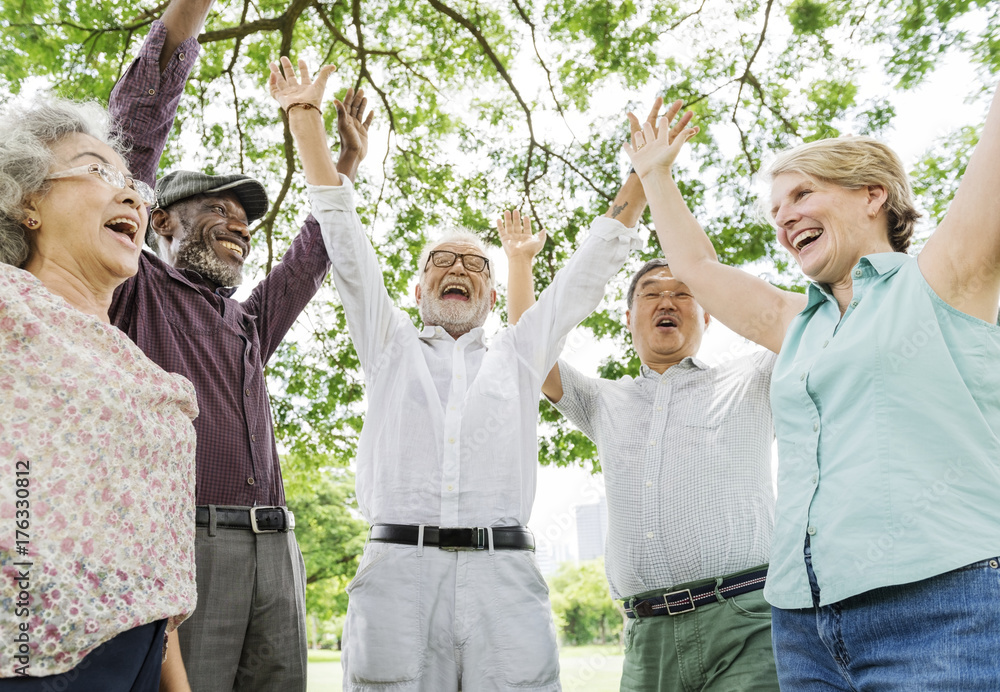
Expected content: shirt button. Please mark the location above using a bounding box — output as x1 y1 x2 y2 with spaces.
448 438 455 444
648 440 656 446
822 340 829 348
456 374 463 380
646 481 652 488
807 526 817 536
813 422 819 432
854 269 862 277
247 477 255 485
251 434 257 442
850 300 859 308
449 405 456 411
244 388 251 396
646 532 654 539
800 373 806 381
655 406 663 411
810 474 818 484
447 485 454 491
147 88 155 95
178 52 185 61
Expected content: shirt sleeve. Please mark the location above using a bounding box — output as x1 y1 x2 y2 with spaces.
309 180 403 375
506 215 643 389
548 359 601 440
108 20 201 188
243 214 332 364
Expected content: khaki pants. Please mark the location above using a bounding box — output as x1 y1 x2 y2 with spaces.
620 566 779 692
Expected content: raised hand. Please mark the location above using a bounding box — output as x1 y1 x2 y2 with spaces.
498 210 546 261
334 87 375 164
268 56 335 113
624 99 698 178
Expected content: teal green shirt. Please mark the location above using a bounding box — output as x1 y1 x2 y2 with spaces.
766 253 1000 608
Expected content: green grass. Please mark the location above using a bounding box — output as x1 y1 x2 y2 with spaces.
306 645 623 692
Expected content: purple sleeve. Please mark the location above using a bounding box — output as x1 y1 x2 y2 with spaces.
108 21 201 188
245 215 332 363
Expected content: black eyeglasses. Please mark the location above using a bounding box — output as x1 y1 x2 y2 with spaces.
425 250 490 274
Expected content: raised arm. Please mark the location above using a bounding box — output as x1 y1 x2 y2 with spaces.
499 210 546 325
158 0 214 73
268 57 343 187
335 87 375 182
627 106 805 353
918 82 1000 323
109 0 213 188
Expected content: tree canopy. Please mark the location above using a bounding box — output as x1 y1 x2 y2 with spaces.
2 0 996 475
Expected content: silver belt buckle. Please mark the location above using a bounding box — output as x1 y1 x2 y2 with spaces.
250 506 293 534
665 588 696 615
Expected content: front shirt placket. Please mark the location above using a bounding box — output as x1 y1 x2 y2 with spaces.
803 262 873 552
440 331 470 527
641 369 672 554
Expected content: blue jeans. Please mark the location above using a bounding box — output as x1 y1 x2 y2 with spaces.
771 539 1000 691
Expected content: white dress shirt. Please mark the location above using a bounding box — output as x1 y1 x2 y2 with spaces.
311 179 643 528
552 352 776 599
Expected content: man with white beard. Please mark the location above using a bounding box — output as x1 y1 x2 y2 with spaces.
310 127 646 692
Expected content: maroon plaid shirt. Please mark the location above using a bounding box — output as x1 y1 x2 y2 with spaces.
109 22 329 506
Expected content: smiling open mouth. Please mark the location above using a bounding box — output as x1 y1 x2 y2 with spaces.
220 240 244 258
441 284 469 299
794 229 823 251
105 217 138 243
656 317 677 328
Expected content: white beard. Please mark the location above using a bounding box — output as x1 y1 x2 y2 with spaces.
175 236 243 287
420 287 491 336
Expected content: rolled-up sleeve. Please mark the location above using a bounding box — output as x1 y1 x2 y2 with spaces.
109 21 201 188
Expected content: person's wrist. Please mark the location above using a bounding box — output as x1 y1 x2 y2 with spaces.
285 102 321 115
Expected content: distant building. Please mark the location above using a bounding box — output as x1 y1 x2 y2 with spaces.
535 540 573 576
575 496 607 561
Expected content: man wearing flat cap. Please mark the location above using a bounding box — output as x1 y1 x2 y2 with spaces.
106 3 371 689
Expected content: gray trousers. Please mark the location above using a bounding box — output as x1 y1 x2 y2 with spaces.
178 509 307 692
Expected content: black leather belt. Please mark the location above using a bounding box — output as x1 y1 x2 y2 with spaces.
195 506 295 534
625 567 768 618
370 524 535 551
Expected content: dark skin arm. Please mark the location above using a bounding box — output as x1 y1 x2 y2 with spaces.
158 0 215 73
334 87 375 182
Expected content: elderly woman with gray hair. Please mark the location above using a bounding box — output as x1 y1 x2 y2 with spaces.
0 98 198 690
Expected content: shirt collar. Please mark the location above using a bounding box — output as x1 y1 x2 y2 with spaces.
639 356 708 379
805 251 910 309
173 265 237 297
418 324 486 346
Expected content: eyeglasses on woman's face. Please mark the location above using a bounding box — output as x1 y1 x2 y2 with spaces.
46 162 156 207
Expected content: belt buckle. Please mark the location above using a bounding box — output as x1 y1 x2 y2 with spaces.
665 588 695 615
439 527 486 551
250 506 287 534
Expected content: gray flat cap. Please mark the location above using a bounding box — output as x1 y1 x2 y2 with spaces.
154 170 269 223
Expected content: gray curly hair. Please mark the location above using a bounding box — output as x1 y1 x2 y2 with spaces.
0 98 126 267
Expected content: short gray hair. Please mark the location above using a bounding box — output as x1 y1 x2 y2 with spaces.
417 229 495 288
0 97 125 267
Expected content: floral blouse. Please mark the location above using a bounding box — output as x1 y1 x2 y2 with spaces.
0 263 199 676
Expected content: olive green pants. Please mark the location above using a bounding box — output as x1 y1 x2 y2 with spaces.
620 566 779 692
